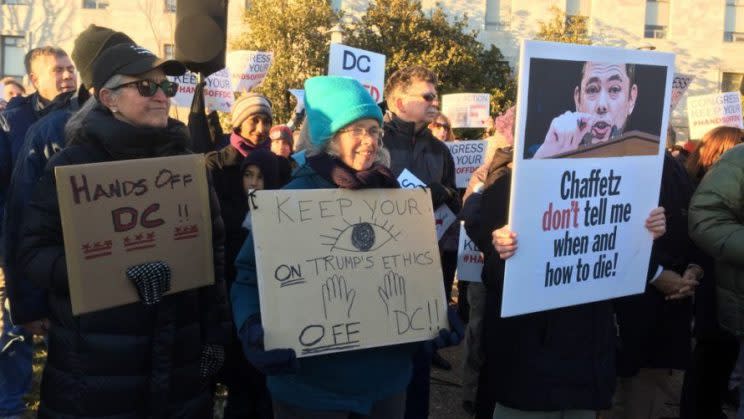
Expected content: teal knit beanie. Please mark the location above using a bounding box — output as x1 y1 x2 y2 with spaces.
304 76 383 148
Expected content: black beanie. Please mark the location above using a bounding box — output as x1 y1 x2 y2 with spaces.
241 149 281 190
72 25 134 89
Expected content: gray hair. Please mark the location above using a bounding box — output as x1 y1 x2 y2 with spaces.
65 74 127 145
305 120 390 168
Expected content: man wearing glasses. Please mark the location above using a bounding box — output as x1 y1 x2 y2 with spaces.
382 65 460 419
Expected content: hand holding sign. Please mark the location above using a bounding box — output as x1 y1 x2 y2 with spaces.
534 112 596 158
492 225 518 260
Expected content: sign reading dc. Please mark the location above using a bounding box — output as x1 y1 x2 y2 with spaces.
328 44 386 103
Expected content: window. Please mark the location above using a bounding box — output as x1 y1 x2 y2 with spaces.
722 72 744 94
163 44 175 59
1 36 25 78
485 0 511 27
725 0 744 41
644 0 669 39
164 0 176 13
82 0 108 9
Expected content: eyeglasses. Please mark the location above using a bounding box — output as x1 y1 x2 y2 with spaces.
338 126 383 139
111 79 179 98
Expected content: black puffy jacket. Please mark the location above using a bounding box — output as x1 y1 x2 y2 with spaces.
17 105 230 418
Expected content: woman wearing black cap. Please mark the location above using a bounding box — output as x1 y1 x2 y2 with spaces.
16 43 231 418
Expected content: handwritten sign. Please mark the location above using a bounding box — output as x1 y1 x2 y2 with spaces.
328 44 386 103
227 50 273 92
456 222 483 282
445 140 488 188
397 168 426 189
442 93 491 128
251 188 447 357
55 155 214 315
670 73 694 111
687 92 743 139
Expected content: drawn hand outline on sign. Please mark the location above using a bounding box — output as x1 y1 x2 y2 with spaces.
378 270 407 316
322 274 356 319
320 217 400 253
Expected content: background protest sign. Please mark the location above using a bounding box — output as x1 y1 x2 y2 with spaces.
55 155 214 315
670 73 694 110
456 222 483 282
504 40 674 317
328 43 386 103
227 50 273 92
441 93 491 128
168 69 235 113
687 92 743 139
396 169 453 239
251 188 447 357
445 140 488 188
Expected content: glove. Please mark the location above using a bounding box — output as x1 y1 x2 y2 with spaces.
199 344 225 378
425 305 465 353
238 315 299 375
126 261 171 305
428 182 453 207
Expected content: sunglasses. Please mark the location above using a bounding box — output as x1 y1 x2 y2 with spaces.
431 122 450 129
111 79 179 98
420 92 438 102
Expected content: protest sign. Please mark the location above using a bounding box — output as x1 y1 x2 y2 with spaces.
328 43 385 103
397 168 426 189
168 69 234 113
55 155 214 315
169 71 199 108
445 140 488 188
442 93 491 128
251 188 447 357
687 92 743 139
456 222 483 283
227 50 273 92
505 40 673 317
670 73 694 111
434 205 456 241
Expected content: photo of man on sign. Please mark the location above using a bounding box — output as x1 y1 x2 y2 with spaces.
525 59 667 159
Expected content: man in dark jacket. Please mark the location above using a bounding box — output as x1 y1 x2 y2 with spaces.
0 45 76 419
382 65 460 418
205 92 274 419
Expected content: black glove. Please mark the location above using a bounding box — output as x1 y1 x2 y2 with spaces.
126 261 171 305
424 305 465 354
429 182 453 207
238 314 299 375
200 344 225 378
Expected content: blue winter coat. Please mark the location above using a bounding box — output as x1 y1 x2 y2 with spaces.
231 163 416 414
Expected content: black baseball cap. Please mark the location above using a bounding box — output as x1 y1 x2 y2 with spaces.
92 43 186 93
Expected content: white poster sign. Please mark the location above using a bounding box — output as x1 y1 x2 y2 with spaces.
442 93 491 128
397 168 426 189
670 73 694 111
434 205 456 241
169 71 199 108
687 92 743 139
456 222 483 282
169 70 235 113
445 140 488 188
227 50 273 92
505 40 674 317
251 188 447 357
328 44 386 103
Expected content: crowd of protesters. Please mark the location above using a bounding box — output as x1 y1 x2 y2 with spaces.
0 24 743 419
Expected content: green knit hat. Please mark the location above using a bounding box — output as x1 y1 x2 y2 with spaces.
304 76 383 148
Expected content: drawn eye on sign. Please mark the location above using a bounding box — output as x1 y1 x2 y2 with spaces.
321 218 400 252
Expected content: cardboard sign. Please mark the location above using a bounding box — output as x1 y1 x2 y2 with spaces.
670 73 694 111
687 92 743 139
251 188 447 357
434 205 456 241
397 168 426 189
445 140 488 188
227 50 273 92
442 93 491 128
505 40 674 317
55 155 214 315
328 44 385 103
456 222 483 282
168 69 235 113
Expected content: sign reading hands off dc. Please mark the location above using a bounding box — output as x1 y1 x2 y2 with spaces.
328 44 386 103
251 188 447 357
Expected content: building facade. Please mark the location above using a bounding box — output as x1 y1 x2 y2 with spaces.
2 0 741 138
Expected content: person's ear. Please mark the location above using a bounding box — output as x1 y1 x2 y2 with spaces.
574 86 581 110
628 84 638 115
28 72 39 90
99 88 118 112
394 96 406 115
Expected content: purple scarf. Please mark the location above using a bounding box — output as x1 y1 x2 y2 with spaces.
306 153 399 190
230 132 269 157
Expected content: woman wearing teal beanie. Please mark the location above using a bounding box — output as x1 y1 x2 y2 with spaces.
230 76 438 418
